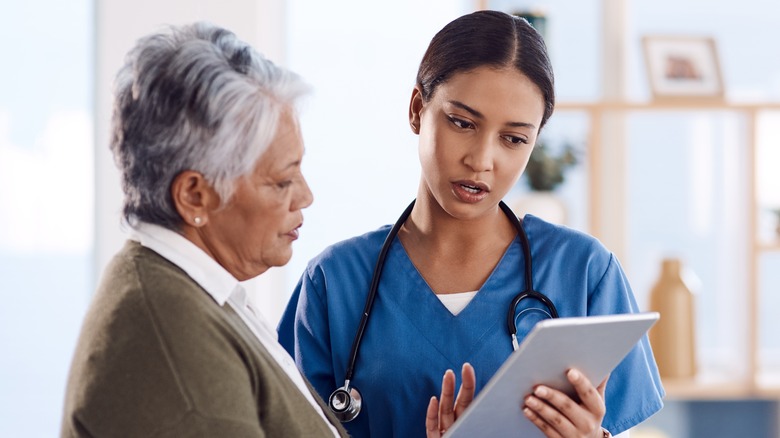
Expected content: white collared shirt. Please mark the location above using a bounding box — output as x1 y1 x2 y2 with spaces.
131 223 340 437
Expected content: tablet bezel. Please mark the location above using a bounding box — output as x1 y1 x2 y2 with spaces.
443 312 659 438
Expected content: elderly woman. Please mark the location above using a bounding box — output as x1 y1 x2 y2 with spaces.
61 23 347 437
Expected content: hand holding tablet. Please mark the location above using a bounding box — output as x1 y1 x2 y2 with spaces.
442 312 660 438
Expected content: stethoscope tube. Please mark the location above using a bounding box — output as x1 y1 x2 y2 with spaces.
329 200 415 422
499 201 559 350
328 199 558 422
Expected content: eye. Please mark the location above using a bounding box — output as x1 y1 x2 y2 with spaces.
448 116 474 130
501 135 529 146
276 180 293 190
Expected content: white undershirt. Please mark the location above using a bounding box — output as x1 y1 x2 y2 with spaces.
131 223 340 437
436 290 478 315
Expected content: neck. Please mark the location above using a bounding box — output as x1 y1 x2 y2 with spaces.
396 191 519 294
401 192 516 253
180 225 268 281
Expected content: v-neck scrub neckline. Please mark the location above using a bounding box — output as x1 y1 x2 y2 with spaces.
278 214 665 438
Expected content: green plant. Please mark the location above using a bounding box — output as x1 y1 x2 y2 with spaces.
523 141 579 191
771 207 780 224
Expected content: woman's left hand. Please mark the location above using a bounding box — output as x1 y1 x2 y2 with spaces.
523 368 609 438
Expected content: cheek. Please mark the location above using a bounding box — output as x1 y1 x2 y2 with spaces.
237 201 275 238
516 150 533 170
417 130 438 169
260 199 294 235
420 124 458 163
505 153 533 184
258 209 283 233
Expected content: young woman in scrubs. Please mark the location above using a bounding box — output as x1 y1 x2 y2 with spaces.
278 10 664 438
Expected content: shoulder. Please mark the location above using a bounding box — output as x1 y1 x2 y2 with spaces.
303 225 392 277
521 214 620 294
67 242 313 436
63 242 243 436
522 214 612 264
75 241 239 368
78 240 256 380
316 225 392 260
110 240 197 290
103 243 251 354
290 225 394 313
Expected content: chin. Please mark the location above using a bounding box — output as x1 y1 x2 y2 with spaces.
267 251 293 269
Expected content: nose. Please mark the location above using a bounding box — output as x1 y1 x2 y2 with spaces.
295 175 314 210
463 135 495 173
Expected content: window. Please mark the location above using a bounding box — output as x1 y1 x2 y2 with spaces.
0 2 93 436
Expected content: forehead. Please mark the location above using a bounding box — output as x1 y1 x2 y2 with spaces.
433 67 545 122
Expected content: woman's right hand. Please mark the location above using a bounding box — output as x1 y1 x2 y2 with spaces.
425 362 476 438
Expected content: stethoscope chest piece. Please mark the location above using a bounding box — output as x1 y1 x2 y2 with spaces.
328 384 362 422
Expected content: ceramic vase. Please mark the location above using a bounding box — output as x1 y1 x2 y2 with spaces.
648 258 697 379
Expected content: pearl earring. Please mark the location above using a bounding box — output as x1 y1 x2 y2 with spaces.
194 217 202 225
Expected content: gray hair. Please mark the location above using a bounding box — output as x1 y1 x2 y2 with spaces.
110 21 309 229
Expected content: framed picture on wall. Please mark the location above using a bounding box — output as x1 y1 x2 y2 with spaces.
642 35 724 100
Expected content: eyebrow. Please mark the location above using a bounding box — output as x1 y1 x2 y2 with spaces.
449 100 537 130
283 159 302 170
284 147 305 169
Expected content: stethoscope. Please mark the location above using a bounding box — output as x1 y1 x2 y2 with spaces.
327 199 559 422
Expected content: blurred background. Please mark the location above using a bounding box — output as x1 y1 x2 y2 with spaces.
1 0 779 436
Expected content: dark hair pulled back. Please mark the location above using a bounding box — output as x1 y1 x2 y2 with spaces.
416 10 555 129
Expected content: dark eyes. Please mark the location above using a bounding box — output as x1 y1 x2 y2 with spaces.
448 116 474 130
448 115 529 145
502 135 528 145
276 180 293 189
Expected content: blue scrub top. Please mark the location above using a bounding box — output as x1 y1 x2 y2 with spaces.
278 214 664 438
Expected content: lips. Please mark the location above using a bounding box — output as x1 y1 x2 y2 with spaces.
452 180 490 203
286 223 302 240
460 183 482 193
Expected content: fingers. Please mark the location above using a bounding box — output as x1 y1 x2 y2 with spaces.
438 369 456 430
596 373 610 398
522 369 607 437
568 369 607 420
454 363 476 417
425 396 442 438
523 386 576 438
523 403 564 438
428 364 477 437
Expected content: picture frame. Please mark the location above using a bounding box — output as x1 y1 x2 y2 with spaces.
642 35 724 100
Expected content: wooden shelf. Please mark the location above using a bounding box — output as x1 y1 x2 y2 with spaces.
663 377 780 400
556 100 780 112
663 378 755 400
662 367 780 399
757 241 780 252
555 100 780 402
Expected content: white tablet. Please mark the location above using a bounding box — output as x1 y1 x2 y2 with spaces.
444 312 659 438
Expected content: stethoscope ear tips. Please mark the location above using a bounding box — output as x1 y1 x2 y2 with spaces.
329 385 362 422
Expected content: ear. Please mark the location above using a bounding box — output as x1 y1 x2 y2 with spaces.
408 86 424 135
171 170 219 228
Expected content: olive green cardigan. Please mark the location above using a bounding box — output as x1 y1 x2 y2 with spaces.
61 241 348 437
